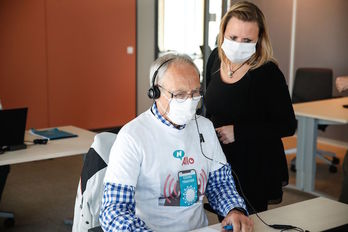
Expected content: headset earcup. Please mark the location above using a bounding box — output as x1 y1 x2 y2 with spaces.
147 86 161 99
147 87 155 99
153 86 160 99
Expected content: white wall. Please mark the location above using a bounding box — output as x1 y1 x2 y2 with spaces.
136 0 156 115
251 0 293 83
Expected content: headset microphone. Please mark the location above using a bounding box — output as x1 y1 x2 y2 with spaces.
199 133 205 143
148 58 175 100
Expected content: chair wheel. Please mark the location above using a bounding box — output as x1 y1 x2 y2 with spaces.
290 164 296 172
4 218 15 228
332 157 340 165
329 165 337 173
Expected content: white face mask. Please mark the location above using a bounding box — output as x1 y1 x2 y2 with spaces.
161 97 200 126
221 37 256 63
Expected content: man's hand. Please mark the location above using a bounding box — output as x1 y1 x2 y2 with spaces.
221 209 254 232
336 76 348 92
216 125 235 144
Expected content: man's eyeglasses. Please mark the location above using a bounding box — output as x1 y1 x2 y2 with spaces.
158 85 203 103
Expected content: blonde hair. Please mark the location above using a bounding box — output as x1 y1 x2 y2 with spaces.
217 1 276 69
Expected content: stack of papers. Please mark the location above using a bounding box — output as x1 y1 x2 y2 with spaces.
30 128 78 140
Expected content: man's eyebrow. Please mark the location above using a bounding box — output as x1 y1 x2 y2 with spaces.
173 87 201 93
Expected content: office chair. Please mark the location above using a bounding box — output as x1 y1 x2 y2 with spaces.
72 131 117 232
288 67 339 173
0 165 15 227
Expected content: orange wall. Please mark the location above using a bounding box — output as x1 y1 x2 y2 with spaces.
0 0 48 128
0 0 136 130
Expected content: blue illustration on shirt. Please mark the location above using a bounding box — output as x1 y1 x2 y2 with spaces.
178 169 198 206
173 150 185 160
159 168 208 207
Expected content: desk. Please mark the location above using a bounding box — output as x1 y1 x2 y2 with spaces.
0 125 95 226
0 125 95 165
192 197 348 231
293 97 348 192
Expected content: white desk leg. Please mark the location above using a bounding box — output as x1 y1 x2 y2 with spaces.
296 116 318 192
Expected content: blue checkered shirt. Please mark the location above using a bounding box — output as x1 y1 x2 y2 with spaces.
99 184 152 231
99 105 247 231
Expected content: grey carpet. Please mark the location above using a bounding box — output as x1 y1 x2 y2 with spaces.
0 156 83 232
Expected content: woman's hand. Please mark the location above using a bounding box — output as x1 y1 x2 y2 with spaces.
221 209 254 232
216 125 235 144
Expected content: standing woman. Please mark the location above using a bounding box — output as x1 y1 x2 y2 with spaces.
204 1 296 213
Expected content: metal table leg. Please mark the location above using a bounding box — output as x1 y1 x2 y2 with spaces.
296 116 318 192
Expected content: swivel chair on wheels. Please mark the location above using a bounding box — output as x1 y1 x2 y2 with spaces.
288 67 340 173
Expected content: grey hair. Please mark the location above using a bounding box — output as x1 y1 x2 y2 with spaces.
149 53 200 87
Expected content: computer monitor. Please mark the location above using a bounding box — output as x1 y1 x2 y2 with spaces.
0 107 28 151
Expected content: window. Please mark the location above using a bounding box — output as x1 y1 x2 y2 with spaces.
157 0 225 78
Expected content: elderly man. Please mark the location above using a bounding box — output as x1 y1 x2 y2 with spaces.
100 54 253 232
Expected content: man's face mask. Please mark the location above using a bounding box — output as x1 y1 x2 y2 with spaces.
162 96 200 126
221 37 256 63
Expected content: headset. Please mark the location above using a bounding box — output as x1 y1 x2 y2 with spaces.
147 58 175 100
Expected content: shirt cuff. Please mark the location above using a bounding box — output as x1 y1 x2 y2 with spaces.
230 207 248 216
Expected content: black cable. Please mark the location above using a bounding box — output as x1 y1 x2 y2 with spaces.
194 114 307 232
194 115 216 163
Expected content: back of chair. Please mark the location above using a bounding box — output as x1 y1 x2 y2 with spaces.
72 132 117 232
292 68 333 131
292 68 333 104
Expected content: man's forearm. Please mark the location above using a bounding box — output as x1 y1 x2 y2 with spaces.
99 183 152 232
205 165 247 217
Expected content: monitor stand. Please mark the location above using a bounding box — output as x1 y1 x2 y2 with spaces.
7 144 27 151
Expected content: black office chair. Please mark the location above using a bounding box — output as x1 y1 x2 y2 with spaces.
287 67 340 173
0 165 15 227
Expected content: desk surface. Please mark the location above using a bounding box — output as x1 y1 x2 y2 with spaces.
0 125 95 165
293 97 348 123
193 197 348 232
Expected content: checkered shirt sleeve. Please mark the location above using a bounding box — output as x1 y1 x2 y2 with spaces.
205 164 248 217
99 182 153 232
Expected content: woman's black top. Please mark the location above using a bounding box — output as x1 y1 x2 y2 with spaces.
204 48 297 211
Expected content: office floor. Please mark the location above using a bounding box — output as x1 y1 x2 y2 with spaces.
0 136 346 231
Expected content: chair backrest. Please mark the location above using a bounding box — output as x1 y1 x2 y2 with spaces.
72 132 117 232
292 68 333 104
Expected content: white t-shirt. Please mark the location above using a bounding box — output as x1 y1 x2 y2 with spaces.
104 109 227 232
